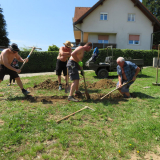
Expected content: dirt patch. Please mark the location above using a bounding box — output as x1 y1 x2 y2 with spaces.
33 79 116 90
25 79 124 103
81 79 116 89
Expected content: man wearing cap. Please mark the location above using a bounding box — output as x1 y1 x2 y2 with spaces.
67 42 92 102
0 43 30 95
56 41 73 90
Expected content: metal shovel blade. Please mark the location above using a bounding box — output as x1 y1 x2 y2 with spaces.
65 84 70 93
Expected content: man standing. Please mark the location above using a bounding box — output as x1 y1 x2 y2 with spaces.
67 42 92 102
0 43 30 95
56 41 73 90
116 57 140 98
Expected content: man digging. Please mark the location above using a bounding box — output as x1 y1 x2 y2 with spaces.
116 57 140 98
0 43 30 96
56 41 73 90
67 42 92 102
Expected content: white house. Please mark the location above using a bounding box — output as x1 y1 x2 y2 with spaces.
73 0 160 50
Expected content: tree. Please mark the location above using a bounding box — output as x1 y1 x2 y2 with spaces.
48 44 59 51
0 6 10 46
142 0 160 45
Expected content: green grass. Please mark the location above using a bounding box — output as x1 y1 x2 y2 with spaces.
0 67 160 159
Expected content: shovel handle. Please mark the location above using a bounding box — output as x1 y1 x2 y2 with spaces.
20 47 35 70
100 80 133 100
56 106 88 123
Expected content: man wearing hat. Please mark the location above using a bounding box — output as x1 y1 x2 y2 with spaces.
0 43 30 95
56 41 73 90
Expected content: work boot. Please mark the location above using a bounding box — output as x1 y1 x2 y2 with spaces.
75 90 83 96
22 89 30 96
68 96 79 102
59 85 62 90
123 94 132 98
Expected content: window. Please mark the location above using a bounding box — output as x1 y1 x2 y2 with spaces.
100 12 108 20
129 35 140 45
98 35 109 43
128 14 135 21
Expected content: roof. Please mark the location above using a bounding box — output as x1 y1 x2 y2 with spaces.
73 7 91 23
73 0 160 32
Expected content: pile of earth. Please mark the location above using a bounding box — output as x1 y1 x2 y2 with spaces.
80 79 116 89
33 79 116 90
33 79 61 90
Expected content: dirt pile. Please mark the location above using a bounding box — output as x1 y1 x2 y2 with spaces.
33 79 116 90
81 79 116 89
33 79 65 90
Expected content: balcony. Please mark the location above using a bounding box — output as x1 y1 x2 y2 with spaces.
71 42 117 49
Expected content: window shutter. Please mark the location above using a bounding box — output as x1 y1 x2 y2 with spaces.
129 35 139 41
98 35 109 40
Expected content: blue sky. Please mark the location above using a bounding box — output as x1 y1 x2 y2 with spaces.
1 0 142 51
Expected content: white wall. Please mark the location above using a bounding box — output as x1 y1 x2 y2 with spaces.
79 0 153 50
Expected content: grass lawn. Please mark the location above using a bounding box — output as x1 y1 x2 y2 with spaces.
0 67 160 160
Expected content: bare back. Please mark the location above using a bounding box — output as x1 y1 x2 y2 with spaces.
70 46 84 62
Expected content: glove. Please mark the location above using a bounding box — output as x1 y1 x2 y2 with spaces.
78 61 83 67
81 70 84 76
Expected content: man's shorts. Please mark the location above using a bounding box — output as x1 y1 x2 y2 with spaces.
56 59 67 76
116 80 132 93
67 60 80 81
0 64 19 81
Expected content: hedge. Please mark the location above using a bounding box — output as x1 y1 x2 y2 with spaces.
0 49 158 73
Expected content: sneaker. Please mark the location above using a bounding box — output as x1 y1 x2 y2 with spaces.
59 85 62 90
22 89 30 96
75 90 83 96
68 96 79 102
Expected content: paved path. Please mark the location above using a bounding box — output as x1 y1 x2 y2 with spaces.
3 70 92 80
3 72 55 80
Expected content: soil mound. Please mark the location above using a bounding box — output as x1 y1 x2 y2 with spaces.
81 79 116 89
33 79 63 90
33 79 116 90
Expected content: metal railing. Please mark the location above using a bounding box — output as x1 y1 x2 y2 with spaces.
71 42 116 49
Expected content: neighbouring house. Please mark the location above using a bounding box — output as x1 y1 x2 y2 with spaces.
72 0 160 50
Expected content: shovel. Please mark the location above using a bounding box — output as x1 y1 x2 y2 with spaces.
65 67 70 93
20 46 42 70
100 80 133 100
81 67 90 100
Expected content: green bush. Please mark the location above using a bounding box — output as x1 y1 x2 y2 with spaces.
18 51 58 73
0 49 158 73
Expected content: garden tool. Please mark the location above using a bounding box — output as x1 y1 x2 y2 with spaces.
20 46 42 70
100 80 133 100
56 106 94 123
65 65 70 93
81 67 90 100
152 44 160 86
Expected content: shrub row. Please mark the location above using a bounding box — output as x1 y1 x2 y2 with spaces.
1 49 158 73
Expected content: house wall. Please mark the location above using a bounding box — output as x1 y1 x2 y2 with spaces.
79 0 153 50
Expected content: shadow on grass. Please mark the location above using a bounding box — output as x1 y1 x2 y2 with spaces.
7 95 56 104
132 92 155 99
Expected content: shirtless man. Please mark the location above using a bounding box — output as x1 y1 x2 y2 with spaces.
67 42 92 102
0 43 30 95
56 41 73 90
116 57 140 98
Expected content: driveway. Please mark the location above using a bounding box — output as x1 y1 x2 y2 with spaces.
3 72 55 80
